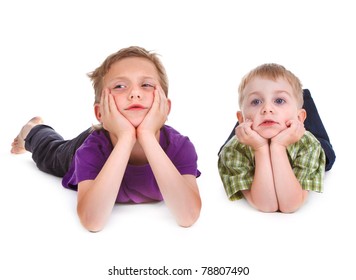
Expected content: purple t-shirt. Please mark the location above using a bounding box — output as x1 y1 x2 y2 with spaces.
62 125 200 203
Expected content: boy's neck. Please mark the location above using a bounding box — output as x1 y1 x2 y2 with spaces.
129 142 149 165
129 130 161 166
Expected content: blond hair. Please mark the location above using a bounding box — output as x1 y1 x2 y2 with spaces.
88 46 169 104
238 63 303 109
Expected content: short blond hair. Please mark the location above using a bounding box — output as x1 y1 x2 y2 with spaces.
88 46 169 104
238 63 303 109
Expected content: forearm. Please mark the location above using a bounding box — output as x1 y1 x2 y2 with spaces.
77 136 135 231
139 133 201 227
270 143 308 213
244 146 278 212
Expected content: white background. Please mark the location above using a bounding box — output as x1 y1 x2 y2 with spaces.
1 0 355 279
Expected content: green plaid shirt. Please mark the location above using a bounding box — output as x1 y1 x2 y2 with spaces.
218 131 326 201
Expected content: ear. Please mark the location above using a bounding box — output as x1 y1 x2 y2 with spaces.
236 111 244 123
94 103 102 123
167 98 172 115
297 108 307 123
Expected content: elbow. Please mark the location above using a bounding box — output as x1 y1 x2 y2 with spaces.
81 220 105 233
243 190 278 213
258 204 299 213
258 201 301 213
252 199 279 213
177 201 202 228
178 213 200 228
279 191 308 213
279 203 302 214
77 207 106 233
258 204 279 213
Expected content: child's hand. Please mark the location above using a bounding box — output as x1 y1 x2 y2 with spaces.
235 119 268 151
137 86 170 139
271 119 305 148
100 89 136 140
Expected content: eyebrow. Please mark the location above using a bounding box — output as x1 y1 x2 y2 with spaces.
113 75 156 81
246 90 292 98
273 90 292 96
105 75 157 85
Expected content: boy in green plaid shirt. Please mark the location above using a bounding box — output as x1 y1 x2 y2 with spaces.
218 63 325 213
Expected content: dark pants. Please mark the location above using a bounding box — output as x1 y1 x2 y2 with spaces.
25 125 91 177
218 89 336 171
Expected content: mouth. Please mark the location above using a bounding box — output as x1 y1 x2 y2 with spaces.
125 104 147 111
259 120 278 127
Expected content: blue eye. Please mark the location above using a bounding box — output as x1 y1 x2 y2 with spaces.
275 98 285 105
251 99 262 106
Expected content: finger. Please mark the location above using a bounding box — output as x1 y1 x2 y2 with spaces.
285 119 296 128
235 126 243 139
152 87 160 107
108 92 117 114
156 86 164 103
242 119 253 129
244 121 254 135
157 87 169 113
236 123 247 135
236 124 249 139
157 85 166 100
100 89 108 116
289 120 303 134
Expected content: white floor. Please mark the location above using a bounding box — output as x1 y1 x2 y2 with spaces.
1 1 355 279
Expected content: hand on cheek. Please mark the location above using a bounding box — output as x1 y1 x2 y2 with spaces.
235 119 268 151
100 88 135 140
272 119 305 147
137 86 169 138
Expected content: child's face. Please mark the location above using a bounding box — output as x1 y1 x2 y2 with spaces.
102 57 161 127
239 77 304 139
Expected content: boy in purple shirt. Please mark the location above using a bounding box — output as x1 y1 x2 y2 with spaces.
11 46 201 232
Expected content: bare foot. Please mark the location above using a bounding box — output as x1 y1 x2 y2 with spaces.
11 117 43 154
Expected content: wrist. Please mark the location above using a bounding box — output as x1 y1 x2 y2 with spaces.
270 141 287 151
112 131 136 146
253 143 270 154
137 129 159 143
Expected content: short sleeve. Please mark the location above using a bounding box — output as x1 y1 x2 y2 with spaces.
218 138 255 200
161 126 201 178
62 131 111 190
288 132 326 192
172 138 201 177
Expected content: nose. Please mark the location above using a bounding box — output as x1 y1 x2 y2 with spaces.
261 103 273 114
129 87 142 100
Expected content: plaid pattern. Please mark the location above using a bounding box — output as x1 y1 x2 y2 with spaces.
218 131 326 201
